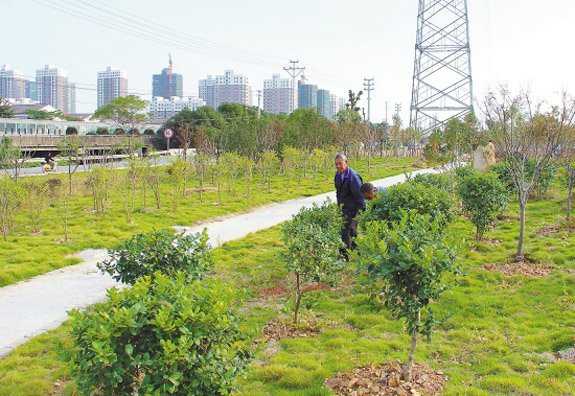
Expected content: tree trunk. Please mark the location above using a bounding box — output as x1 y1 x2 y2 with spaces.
567 182 573 222
516 198 527 261
293 273 302 325
403 310 420 381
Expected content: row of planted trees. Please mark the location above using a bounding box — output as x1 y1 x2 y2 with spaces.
65 162 519 394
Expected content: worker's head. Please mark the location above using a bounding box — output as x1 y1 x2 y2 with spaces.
360 182 378 200
334 153 348 174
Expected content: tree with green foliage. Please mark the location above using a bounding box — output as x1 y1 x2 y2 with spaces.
98 229 212 285
168 157 189 213
281 146 302 193
57 135 87 194
261 150 280 192
354 210 463 381
280 201 344 324
457 170 510 240
67 272 249 396
0 137 31 181
194 153 210 203
309 148 326 188
93 95 151 135
240 155 255 201
0 98 14 118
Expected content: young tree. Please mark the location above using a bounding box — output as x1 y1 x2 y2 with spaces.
193 153 210 203
280 201 344 324
261 150 280 192
354 211 463 381
0 176 24 241
309 148 326 188
55 180 73 242
240 156 255 201
281 146 301 193
558 124 575 221
168 157 188 213
57 135 87 194
23 180 50 232
144 153 163 210
457 170 510 240
482 88 575 260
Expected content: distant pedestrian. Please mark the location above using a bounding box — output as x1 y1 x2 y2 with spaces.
360 182 388 201
334 153 365 259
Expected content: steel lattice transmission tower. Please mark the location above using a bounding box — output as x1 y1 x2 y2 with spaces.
410 0 474 134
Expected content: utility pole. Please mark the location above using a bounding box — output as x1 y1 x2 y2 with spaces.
395 103 402 118
257 90 262 119
283 60 305 114
363 78 374 122
385 101 389 124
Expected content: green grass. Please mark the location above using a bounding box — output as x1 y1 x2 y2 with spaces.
2 174 575 396
0 156 417 287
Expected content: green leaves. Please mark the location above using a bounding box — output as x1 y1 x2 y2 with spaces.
66 273 250 395
98 229 213 285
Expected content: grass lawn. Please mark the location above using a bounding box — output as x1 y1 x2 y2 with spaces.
0 185 574 395
0 156 418 287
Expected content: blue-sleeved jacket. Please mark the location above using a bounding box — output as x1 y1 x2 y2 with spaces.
334 166 365 217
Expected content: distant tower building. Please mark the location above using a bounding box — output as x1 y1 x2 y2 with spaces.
97 66 128 108
70 83 76 114
263 74 293 115
149 96 206 120
317 89 331 120
0 65 26 100
36 65 70 113
330 94 340 120
199 70 253 109
410 0 473 133
152 56 183 100
297 76 318 110
25 80 38 102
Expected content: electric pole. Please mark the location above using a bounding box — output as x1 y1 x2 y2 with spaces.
283 60 305 114
257 90 262 119
385 101 389 124
363 78 374 122
395 103 402 118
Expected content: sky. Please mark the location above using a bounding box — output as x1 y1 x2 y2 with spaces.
3 0 575 124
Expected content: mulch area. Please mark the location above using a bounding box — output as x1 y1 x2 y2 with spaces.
477 237 502 247
260 318 322 343
481 262 553 278
534 223 562 236
324 360 448 396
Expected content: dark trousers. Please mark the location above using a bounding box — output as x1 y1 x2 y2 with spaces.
340 214 358 259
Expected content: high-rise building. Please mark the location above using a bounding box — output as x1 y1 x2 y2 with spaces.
199 70 253 109
70 83 76 114
97 66 128 109
263 74 293 115
36 65 69 113
152 68 183 99
25 80 38 102
297 76 318 110
317 89 331 120
0 65 26 101
149 96 206 120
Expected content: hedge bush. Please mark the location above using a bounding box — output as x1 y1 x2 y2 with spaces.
66 272 250 396
98 229 212 285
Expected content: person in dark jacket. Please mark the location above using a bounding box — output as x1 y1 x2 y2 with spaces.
334 153 365 259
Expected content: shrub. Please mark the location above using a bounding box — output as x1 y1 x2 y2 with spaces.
361 181 455 228
354 210 463 380
98 229 212 285
66 272 250 395
454 164 477 181
457 171 510 240
490 159 559 197
406 172 452 192
280 200 344 324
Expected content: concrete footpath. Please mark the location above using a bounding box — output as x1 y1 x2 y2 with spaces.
0 168 439 358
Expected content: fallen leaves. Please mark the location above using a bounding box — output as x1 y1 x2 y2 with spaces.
482 262 553 278
324 360 448 396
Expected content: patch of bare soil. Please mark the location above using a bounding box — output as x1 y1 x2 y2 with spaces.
185 187 217 194
534 223 561 236
558 347 575 363
260 318 322 343
477 237 502 247
324 360 448 396
482 262 553 278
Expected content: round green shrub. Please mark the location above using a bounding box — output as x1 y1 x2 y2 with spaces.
67 272 250 395
98 229 212 285
361 181 455 228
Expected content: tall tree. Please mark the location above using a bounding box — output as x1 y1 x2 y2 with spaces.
0 98 14 118
482 88 574 261
93 95 151 135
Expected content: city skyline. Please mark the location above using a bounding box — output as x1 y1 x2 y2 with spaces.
3 0 575 124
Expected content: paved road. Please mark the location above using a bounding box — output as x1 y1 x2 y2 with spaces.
0 167 440 358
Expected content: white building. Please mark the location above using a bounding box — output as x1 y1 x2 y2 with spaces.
263 74 293 115
199 70 253 109
0 65 26 101
97 66 128 109
149 96 206 120
36 65 70 113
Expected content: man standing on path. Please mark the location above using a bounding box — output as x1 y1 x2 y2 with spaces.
334 153 365 259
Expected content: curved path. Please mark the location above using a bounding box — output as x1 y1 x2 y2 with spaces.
0 167 440 358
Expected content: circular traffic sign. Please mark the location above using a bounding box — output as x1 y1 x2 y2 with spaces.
163 128 174 138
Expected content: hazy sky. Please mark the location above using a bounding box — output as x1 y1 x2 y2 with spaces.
4 0 575 123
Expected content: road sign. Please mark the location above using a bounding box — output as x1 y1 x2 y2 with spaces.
163 128 174 139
